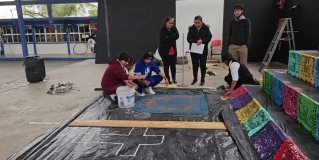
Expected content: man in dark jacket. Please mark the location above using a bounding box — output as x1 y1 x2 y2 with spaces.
222 54 259 96
187 15 212 86
228 4 251 66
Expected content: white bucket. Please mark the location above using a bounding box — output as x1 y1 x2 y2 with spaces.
116 86 135 108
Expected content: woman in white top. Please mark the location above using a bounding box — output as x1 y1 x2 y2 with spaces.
222 54 259 96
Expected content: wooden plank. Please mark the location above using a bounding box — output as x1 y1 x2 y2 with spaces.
69 120 227 130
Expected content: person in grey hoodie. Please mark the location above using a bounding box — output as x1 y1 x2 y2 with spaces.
228 4 251 66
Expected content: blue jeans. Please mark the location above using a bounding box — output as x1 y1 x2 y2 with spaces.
134 75 163 93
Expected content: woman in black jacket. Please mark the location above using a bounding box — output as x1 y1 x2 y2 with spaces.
158 17 179 84
187 15 212 86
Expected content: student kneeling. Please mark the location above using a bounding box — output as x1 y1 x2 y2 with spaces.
101 52 145 100
222 54 259 96
130 51 169 96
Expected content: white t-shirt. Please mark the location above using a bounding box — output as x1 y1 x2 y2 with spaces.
229 61 240 81
87 38 96 48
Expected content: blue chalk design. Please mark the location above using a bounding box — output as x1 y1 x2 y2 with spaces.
134 94 208 115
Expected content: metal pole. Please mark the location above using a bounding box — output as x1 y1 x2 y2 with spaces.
47 3 53 24
177 33 188 87
0 27 4 55
66 26 71 55
32 25 37 55
16 0 29 57
182 33 185 85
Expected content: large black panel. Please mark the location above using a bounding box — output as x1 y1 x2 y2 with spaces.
95 0 110 64
222 0 278 62
274 0 319 64
96 0 175 64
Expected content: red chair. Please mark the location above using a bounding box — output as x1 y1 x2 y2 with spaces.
210 40 222 57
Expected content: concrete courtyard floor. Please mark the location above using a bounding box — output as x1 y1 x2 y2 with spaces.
0 60 283 159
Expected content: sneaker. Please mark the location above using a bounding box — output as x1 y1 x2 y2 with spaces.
200 81 205 86
191 79 197 85
172 79 178 84
135 91 145 96
145 87 156 94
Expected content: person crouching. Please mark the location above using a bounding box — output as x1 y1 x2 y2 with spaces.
130 51 169 96
222 53 259 96
101 52 145 101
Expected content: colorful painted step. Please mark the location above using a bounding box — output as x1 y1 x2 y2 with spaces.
228 86 307 160
228 91 254 111
263 69 319 141
243 108 274 137
287 50 301 78
227 85 249 99
300 53 317 86
251 121 288 160
297 93 319 140
272 75 284 106
288 50 319 87
283 83 301 119
263 70 273 96
235 98 262 124
273 139 307 160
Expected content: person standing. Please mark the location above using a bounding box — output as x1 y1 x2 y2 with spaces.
158 16 179 84
228 4 251 66
187 15 212 86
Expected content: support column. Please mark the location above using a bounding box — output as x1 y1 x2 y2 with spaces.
32 25 37 55
66 26 71 55
47 3 53 24
15 0 29 57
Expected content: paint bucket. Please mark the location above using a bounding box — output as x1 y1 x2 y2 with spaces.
116 86 135 108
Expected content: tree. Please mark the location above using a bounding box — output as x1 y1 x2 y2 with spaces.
22 5 47 18
21 3 97 18
79 3 98 17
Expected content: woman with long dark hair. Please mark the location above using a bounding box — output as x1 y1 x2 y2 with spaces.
158 16 179 84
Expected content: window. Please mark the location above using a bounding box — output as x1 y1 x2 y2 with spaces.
1 23 96 44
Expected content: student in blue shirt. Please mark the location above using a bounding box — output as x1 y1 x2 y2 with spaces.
130 51 169 96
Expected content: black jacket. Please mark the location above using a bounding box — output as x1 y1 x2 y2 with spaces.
158 27 179 59
187 24 212 51
229 18 251 46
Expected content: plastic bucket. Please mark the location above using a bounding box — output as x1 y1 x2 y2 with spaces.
116 86 135 108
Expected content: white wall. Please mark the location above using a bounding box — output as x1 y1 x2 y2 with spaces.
176 0 224 58
3 43 89 55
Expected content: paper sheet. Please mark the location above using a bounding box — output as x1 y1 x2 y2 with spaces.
191 43 205 54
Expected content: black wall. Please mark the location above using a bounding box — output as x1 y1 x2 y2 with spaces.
96 0 318 64
96 0 175 64
96 0 110 64
274 0 319 64
222 0 278 62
